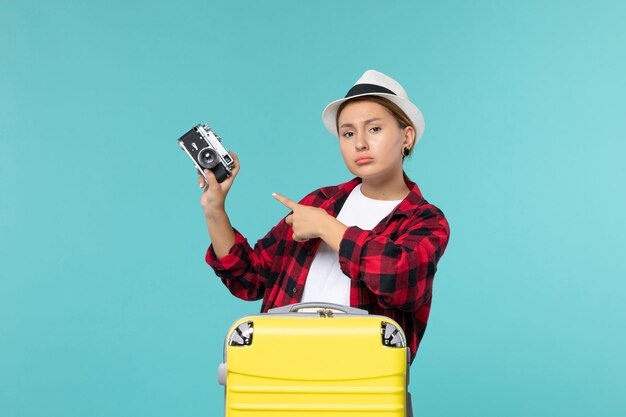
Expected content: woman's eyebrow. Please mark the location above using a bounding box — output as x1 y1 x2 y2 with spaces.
339 117 382 129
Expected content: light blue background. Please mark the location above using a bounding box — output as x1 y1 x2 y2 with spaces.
2 1 625 416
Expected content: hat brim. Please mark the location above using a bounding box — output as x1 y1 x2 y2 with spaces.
321 92 425 143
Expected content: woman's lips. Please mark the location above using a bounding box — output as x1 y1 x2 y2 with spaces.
355 157 374 165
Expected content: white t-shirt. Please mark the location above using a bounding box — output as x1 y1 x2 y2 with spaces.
300 183 403 307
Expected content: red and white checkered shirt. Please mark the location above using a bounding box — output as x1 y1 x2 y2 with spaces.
205 174 450 363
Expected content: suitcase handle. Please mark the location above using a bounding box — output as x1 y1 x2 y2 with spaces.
267 302 369 315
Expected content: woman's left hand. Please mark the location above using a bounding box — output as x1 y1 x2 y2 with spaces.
272 193 329 242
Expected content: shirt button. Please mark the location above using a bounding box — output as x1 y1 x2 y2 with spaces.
292 288 298 294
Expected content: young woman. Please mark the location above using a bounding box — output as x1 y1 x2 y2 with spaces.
200 70 450 363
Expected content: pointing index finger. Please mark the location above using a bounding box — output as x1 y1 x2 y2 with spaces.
272 193 297 210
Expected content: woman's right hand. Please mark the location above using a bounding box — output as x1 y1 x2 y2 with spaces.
199 151 240 215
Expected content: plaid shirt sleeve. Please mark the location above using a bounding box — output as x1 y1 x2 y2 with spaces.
204 188 328 310
338 206 450 312
205 221 287 301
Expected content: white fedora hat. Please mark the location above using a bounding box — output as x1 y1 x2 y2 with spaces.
322 69 425 143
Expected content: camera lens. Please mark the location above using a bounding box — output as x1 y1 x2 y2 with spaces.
198 147 218 169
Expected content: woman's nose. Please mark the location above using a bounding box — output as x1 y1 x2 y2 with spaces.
354 133 369 150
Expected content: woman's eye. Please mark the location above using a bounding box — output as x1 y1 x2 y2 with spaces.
370 126 381 133
342 131 354 138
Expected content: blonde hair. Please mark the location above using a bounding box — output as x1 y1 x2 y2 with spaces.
335 96 416 158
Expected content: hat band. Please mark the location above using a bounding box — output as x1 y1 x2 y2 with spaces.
345 83 396 98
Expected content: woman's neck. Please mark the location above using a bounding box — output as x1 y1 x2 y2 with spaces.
360 172 410 201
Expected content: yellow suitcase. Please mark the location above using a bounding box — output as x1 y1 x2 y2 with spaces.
217 302 413 417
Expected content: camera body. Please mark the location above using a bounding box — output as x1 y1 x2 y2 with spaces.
178 124 234 184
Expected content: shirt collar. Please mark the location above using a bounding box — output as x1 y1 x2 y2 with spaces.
321 172 425 219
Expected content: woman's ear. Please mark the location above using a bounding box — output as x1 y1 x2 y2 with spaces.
403 126 416 150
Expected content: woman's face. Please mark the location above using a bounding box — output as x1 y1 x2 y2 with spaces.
337 100 414 182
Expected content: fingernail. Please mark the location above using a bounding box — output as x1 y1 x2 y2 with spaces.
271 193 277 197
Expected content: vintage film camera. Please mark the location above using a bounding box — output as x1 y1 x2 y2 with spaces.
178 124 234 184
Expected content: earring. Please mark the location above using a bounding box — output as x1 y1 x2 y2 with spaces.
402 147 410 157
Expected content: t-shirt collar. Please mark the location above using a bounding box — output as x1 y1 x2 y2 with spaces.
321 172 425 218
